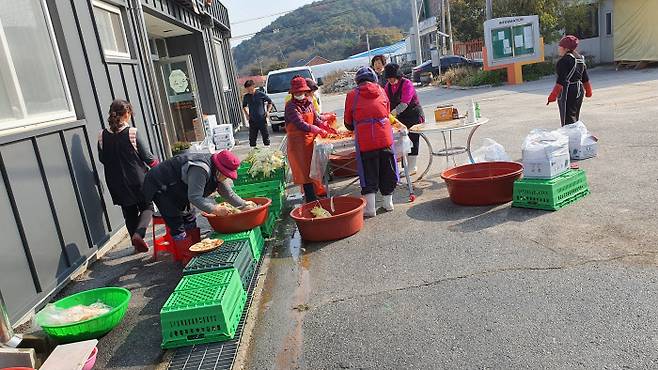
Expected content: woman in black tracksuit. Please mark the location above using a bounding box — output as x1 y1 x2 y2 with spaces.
98 100 159 253
547 35 593 126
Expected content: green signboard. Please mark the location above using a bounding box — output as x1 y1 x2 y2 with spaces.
513 23 535 56
490 23 535 60
491 27 513 60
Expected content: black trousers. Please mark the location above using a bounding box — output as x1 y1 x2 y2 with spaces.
249 119 270 147
558 84 584 126
360 148 397 195
121 202 154 238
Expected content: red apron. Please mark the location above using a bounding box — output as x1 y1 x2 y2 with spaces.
286 112 326 195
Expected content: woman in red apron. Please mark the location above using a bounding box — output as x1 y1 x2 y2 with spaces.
344 67 397 218
284 76 330 202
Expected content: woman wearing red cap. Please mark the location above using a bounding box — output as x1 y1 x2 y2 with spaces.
547 35 593 126
142 150 252 263
284 76 332 202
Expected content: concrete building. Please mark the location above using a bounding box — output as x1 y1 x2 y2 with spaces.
0 0 241 325
410 0 658 65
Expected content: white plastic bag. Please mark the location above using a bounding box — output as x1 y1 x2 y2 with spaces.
522 129 569 160
472 138 511 162
310 141 333 181
557 121 598 159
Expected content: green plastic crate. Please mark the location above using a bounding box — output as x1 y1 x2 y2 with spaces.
210 227 264 261
512 169 590 211
261 210 278 237
183 241 254 289
233 180 284 197
160 268 246 349
234 164 287 186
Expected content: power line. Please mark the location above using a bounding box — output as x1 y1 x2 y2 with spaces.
230 9 354 40
230 0 344 25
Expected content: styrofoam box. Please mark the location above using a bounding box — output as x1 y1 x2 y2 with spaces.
214 124 233 134
214 141 235 150
522 151 571 179
213 137 235 146
571 136 598 160
213 133 234 142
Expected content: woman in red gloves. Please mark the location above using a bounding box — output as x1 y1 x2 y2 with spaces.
284 76 332 202
546 35 593 126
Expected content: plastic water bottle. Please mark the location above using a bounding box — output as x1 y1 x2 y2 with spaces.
470 99 477 123
475 102 481 120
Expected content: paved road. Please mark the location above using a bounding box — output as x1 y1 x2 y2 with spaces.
245 66 658 369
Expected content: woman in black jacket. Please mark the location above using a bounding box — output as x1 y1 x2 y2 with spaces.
98 100 159 253
546 35 593 126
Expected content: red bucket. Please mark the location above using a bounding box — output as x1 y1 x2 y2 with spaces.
441 162 523 206
203 197 272 233
290 196 365 242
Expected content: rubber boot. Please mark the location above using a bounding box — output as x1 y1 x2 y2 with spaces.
131 233 149 253
173 234 195 266
364 193 376 218
382 194 394 211
401 155 418 177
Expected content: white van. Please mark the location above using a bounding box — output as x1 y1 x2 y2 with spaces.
265 66 323 132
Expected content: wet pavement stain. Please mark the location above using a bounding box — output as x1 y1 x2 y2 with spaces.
274 229 312 370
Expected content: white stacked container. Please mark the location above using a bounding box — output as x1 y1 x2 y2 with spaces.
213 124 235 150
522 129 570 179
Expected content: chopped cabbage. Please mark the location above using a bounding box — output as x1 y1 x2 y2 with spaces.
245 148 285 177
311 206 332 219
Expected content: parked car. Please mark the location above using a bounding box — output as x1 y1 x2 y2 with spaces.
412 56 484 83
265 66 323 132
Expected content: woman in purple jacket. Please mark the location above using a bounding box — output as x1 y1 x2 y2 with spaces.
384 63 425 175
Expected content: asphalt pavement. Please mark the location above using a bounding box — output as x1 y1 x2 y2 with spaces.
244 66 658 369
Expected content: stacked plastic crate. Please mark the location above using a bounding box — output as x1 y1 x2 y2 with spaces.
160 268 246 349
225 162 287 237
512 169 590 211
182 239 255 289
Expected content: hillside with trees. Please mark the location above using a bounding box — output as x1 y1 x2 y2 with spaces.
231 0 411 75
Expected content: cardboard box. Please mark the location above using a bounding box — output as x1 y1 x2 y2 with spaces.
434 105 457 122
214 124 233 134
570 135 598 160
523 151 571 179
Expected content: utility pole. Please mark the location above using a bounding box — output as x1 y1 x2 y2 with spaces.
440 0 447 55
486 0 493 20
446 0 453 54
256 56 264 76
411 0 423 66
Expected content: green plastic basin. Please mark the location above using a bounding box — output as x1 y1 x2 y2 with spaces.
35 287 131 342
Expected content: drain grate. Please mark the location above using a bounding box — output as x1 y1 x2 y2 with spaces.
167 247 264 370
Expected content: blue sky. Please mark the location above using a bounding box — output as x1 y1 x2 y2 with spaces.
223 0 317 47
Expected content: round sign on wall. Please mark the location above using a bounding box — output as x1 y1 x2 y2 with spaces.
169 69 189 93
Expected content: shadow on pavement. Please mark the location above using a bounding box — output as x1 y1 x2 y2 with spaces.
406 197 546 232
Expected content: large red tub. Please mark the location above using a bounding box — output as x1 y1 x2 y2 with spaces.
204 197 271 233
441 162 523 206
290 196 365 242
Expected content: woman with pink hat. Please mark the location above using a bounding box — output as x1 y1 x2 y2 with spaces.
546 35 593 126
142 150 253 263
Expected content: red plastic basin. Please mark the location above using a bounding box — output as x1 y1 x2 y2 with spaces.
290 196 365 242
203 197 272 233
441 162 523 206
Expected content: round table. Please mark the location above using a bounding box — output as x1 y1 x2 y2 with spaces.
409 118 489 181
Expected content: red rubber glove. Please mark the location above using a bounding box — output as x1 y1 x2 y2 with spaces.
148 159 160 168
584 81 593 98
546 84 563 105
309 125 328 137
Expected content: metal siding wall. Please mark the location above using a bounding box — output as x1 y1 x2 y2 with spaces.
0 170 39 323
36 134 92 260
2 142 71 292
62 128 112 246
122 64 155 153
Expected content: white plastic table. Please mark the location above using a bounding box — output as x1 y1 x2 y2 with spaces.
409 117 489 180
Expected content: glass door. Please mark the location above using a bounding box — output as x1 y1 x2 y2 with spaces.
157 55 203 146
